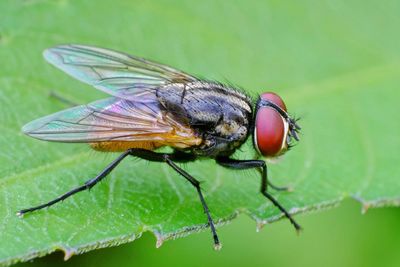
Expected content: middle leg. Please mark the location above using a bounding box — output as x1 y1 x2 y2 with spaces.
130 149 221 249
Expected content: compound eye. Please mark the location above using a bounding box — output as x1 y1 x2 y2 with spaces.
254 92 288 157
260 92 287 111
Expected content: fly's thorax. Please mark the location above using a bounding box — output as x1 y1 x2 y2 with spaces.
182 81 252 117
157 81 252 124
157 81 253 157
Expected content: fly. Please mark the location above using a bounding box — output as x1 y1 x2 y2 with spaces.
18 45 302 249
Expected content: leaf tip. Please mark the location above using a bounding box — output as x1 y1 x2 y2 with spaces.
361 203 370 214
63 249 76 261
156 238 163 248
256 221 266 232
155 233 164 248
352 195 370 214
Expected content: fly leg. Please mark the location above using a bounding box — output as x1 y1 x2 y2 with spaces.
216 157 291 192
266 180 292 192
257 166 292 192
129 149 221 250
216 156 302 232
267 175 292 191
17 150 132 216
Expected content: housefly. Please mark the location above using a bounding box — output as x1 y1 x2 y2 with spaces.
18 45 301 249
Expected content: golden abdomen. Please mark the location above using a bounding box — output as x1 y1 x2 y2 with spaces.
90 136 202 152
90 141 162 152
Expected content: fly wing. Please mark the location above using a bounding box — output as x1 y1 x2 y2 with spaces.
22 95 201 147
44 44 198 101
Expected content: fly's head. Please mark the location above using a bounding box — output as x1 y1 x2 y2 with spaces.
253 92 301 158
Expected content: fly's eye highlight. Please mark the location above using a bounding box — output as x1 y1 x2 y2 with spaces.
254 92 288 157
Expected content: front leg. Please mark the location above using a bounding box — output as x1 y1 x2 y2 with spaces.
216 157 290 192
216 156 302 232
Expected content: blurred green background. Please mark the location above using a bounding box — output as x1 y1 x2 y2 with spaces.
1 0 400 266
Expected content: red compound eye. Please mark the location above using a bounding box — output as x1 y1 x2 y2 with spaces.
260 92 287 111
255 92 288 157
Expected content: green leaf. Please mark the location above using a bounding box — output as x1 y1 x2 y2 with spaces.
1 0 399 265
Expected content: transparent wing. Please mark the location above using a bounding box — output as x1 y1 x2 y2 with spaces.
44 44 198 100
22 95 200 147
